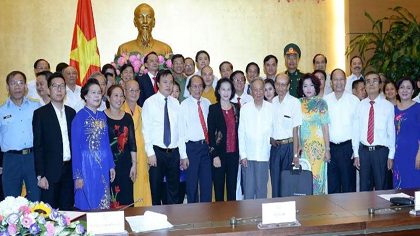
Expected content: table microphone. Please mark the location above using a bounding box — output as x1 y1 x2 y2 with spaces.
118 198 143 211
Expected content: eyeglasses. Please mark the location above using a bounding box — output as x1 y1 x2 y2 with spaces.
366 78 380 84
233 78 245 83
9 80 25 87
51 84 66 90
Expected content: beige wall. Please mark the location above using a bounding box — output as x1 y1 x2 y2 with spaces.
0 0 343 103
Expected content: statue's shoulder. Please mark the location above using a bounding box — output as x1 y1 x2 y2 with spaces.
117 40 138 54
154 39 173 54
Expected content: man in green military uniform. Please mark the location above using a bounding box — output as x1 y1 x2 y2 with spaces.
284 43 304 97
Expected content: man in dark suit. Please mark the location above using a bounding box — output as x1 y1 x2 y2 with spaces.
33 72 76 210
137 51 159 107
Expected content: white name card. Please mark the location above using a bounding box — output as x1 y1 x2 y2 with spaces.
415 191 420 211
262 201 296 225
87 211 125 235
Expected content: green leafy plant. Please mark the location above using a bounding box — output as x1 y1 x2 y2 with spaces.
346 6 420 81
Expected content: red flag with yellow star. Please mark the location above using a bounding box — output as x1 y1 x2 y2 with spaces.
70 0 101 86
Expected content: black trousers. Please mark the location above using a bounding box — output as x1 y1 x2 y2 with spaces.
149 146 180 205
328 141 356 194
269 143 293 198
41 164 74 210
212 152 239 201
359 145 391 191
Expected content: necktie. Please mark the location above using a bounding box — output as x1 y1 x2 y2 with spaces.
367 101 375 144
197 100 209 143
237 97 241 108
163 97 171 147
153 77 158 93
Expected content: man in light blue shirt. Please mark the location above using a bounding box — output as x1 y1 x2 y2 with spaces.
0 71 40 201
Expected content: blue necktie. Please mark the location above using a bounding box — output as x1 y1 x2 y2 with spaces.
163 97 171 147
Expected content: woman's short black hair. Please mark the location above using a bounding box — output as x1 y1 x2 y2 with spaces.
101 63 117 76
107 84 124 98
312 70 327 81
215 78 235 102
397 77 417 95
297 73 321 98
81 78 100 101
264 78 277 100
120 63 134 74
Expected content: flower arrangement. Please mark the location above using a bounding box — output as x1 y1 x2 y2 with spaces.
110 186 121 209
112 52 173 84
0 196 90 236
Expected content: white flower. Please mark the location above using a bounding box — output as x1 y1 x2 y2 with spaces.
0 196 29 216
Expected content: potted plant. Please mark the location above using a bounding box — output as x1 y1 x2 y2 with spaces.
346 6 420 81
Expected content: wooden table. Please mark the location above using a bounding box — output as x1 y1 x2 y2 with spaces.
123 189 420 235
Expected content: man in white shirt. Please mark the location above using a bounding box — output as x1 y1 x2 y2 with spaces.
345 56 364 93
353 71 395 191
74 72 107 112
179 75 212 203
63 66 82 109
230 70 253 107
313 54 333 95
324 69 359 193
27 59 50 101
270 73 302 198
219 61 233 79
142 69 181 205
239 78 272 199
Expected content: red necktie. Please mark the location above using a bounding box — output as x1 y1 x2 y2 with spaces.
237 97 241 108
367 101 375 144
197 100 209 143
153 77 158 93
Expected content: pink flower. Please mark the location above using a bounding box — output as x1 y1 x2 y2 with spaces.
117 56 127 67
65 216 71 225
116 69 120 76
111 62 117 69
136 54 141 60
8 224 17 235
18 206 31 215
133 60 141 73
166 59 172 68
158 55 164 65
143 68 148 75
129 55 137 64
20 215 35 228
46 222 55 236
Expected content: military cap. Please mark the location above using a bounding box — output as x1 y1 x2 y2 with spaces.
284 43 301 58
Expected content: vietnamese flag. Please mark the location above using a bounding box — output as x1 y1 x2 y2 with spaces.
70 0 101 86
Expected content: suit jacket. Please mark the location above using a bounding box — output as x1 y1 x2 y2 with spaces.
33 103 76 183
136 73 155 107
207 102 240 158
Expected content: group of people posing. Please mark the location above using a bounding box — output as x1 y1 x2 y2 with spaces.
0 43 419 210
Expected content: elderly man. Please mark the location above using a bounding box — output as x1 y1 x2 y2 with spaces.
324 69 359 193
179 75 212 203
142 69 181 205
117 3 172 55
284 43 304 97
239 78 272 199
270 73 302 197
230 70 253 108
345 56 364 93
184 58 195 77
63 66 82 109
0 71 40 201
201 66 217 104
313 54 333 95
353 71 395 191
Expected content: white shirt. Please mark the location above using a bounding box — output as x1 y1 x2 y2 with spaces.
51 103 71 161
413 94 419 103
271 93 302 139
183 71 218 98
324 92 360 143
148 72 157 88
142 92 181 157
231 92 253 106
345 73 363 93
352 95 395 159
178 96 211 159
239 101 273 162
64 85 82 109
27 80 41 100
